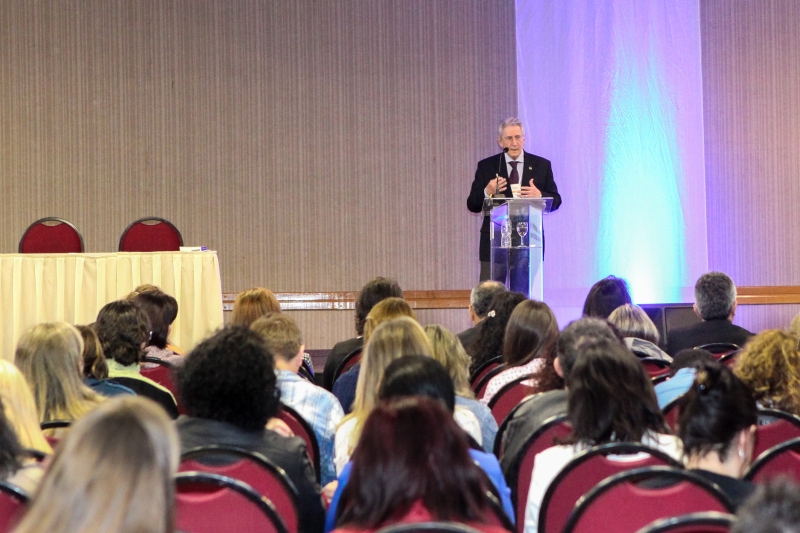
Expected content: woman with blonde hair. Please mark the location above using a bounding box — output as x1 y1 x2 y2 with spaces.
734 329 800 415
0 360 52 455
425 324 498 453
231 287 282 327
334 316 431 473
14 322 104 427
333 297 417 412
13 396 179 533
608 303 671 362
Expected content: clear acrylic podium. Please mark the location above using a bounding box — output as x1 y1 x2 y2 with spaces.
483 197 553 300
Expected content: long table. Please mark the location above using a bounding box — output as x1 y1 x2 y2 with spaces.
0 251 223 360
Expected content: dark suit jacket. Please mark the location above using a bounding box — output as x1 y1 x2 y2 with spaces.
322 337 363 391
467 151 562 261
457 324 480 353
665 318 753 356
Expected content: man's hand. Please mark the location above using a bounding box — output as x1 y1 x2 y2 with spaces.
520 183 542 198
485 175 508 196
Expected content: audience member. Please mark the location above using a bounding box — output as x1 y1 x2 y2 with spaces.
230 287 282 326
457 281 506 352
677 362 757 509
481 300 559 404
323 277 403 391
127 284 184 354
582 275 631 319
334 316 432 473
176 326 325 533
75 324 135 397
654 348 715 408
251 313 344 485
0 396 43 494
332 297 417 412
329 397 509 533
131 290 183 366
732 480 800 533
734 329 800 415
425 324 498 453
468 291 527 374
523 339 681 533
608 304 671 361
499 318 620 475
0 360 52 455
15 322 105 429
13 396 178 533
95 300 179 418
666 272 753 355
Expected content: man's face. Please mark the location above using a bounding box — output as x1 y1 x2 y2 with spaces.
498 125 525 159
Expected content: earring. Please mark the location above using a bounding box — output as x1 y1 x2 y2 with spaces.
739 449 745 459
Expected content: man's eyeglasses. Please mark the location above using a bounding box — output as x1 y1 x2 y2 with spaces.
502 135 524 142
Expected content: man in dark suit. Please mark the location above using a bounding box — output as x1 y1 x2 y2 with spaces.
467 117 562 281
666 272 754 355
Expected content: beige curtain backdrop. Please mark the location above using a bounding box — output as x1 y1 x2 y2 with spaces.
0 252 223 360
0 1 516 349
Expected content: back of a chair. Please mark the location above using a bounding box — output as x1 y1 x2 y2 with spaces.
376 523 484 533
140 357 184 414
0 482 29 533
487 374 536 426
563 467 734 533
662 396 684 432
754 409 800 460
718 351 739 368
695 343 740 356
539 444 682 533
179 446 299 533
332 348 362 386
507 415 571 533
493 394 537 457
473 365 506 400
19 217 84 253
744 436 800 483
469 356 504 389
175 472 288 533
276 404 321 482
119 217 183 252
640 359 671 379
636 512 736 533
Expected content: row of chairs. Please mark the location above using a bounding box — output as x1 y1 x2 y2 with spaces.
18 216 184 253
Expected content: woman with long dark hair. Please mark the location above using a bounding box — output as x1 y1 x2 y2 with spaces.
468 291 527 374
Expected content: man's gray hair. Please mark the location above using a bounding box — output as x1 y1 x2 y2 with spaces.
498 117 524 139
470 281 506 319
694 272 737 321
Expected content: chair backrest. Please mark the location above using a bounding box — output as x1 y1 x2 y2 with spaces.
506 415 571 533
376 523 484 533
694 343 740 355
179 445 299 533
753 409 800 460
493 394 537 457
119 217 183 252
275 404 321 482
636 511 736 533
744 436 800 483
469 356 504 389
0 481 29 533
718 350 739 368
473 365 506 400
332 347 363 386
640 358 671 379
563 467 734 533
175 471 288 533
662 395 684 433
538 443 682 533
140 357 185 414
19 217 84 253
487 374 536 426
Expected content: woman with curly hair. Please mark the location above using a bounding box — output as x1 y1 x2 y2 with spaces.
467 291 528 374
734 329 800 415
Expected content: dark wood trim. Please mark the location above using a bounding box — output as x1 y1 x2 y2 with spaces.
220 286 800 311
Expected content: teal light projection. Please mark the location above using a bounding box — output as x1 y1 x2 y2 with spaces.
597 45 687 303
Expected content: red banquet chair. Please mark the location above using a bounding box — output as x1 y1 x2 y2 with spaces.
276 404 321 483
331 347 363 387
505 415 571 533
662 395 684 433
493 394 536 457
175 472 288 533
562 466 734 533
744 436 800 484
636 511 736 533
639 358 671 380
18 217 84 253
487 374 536 426
538 443 681 533
177 450 296 533
753 409 800 460
0 481 29 533
140 357 185 415
469 356 504 390
118 217 183 252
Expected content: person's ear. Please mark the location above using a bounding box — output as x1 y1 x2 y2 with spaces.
554 357 564 378
693 304 701 319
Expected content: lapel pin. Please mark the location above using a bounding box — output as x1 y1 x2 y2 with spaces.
528 166 532 170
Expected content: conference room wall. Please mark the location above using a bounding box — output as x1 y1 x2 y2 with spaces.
0 2 516 348
701 0 800 289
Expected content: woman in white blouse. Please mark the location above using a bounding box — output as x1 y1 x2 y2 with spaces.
523 339 682 533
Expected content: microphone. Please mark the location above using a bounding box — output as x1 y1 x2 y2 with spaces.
495 147 509 197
